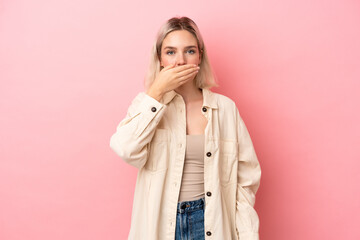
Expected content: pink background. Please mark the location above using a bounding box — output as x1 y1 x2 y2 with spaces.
1 0 359 239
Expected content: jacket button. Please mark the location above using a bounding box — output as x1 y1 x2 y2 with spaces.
206 191 212 197
206 152 211 157
206 231 212 236
151 107 157 112
202 107 207 112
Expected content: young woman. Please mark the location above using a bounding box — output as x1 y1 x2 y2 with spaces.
110 16 261 240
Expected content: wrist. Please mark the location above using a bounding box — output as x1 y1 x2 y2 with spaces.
146 87 164 102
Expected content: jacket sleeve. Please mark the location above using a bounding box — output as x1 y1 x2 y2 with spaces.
234 106 262 240
109 92 167 169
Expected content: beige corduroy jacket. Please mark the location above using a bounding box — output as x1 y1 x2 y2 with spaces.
110 88 261 240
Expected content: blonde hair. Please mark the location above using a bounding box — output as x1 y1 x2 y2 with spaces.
144 16 219 91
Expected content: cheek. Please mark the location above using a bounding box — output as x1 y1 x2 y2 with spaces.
161 56 175 66
188 57 199 63
186 55 200 64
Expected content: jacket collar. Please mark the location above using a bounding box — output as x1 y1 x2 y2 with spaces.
161 88 218 109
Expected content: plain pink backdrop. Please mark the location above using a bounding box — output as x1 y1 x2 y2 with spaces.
1 0 359 239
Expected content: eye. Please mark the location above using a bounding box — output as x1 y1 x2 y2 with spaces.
187 49 196 54
166 51 175 55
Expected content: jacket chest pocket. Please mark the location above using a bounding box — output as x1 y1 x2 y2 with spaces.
219 140 238 186
145 128 170 172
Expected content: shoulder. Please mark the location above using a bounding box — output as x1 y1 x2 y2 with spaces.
210 91 237 110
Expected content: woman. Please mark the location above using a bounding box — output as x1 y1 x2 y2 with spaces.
110 16 261 240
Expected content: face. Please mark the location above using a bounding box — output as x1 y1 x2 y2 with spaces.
160 30 201 68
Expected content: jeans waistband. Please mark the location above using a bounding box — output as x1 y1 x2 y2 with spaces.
177 197 205 213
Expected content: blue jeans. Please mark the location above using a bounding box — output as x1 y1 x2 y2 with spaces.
175 197 206 240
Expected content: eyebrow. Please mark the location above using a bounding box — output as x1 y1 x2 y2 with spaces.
163 45 197 50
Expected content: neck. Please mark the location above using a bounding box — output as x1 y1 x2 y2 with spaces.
174 79 202 103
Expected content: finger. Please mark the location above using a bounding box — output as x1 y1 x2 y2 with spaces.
177 70 198 83
173 64 198 73
162 62 176 71
176 67 199 78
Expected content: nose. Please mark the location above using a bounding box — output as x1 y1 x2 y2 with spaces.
176 53 186 66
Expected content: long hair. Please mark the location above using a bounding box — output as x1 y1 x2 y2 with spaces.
144 16 219 91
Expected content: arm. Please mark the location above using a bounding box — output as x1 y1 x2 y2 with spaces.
109 92 167 169
235 106 262 240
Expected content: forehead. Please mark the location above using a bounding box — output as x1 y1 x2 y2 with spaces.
162 30 198 48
